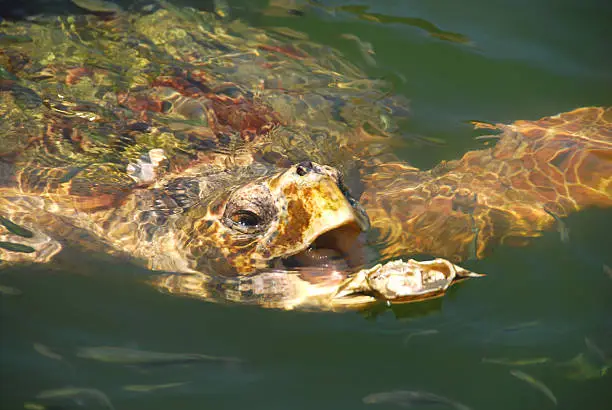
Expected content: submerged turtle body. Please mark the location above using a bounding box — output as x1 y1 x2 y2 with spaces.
1 5 611 310
363 107 612 261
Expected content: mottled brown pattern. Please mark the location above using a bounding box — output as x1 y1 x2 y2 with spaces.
275 197 309 246
362 107 612 262
0 6 610 309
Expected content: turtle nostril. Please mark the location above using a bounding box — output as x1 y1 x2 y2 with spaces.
296 161 314 176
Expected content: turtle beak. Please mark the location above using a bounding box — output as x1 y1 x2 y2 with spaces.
262 161 369 268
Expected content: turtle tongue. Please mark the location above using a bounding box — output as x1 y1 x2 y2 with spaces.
280 223 366 275
311 223 366 269
284 248 349 271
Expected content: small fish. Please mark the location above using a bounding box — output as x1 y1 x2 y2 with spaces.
405 133 447 146
33 343 63 361
466 212 478 261
509 369 557 405
584 337 610 365
214 0 231 18
36 387 115 410
263 0 306 17
482 357 550 366
379 114 393 131
474 134 501 141
58 167 86 184
0 241 35 253
76 346 241 366
268 26 309 40
363 390 471 410
23 403 46 410
402 329 439 345
543 208 569 244
0 33 33 45
123 381 189 392
557 221 570 244
0 284 22 296
557 353 608 380
417 135 448 145
603 264 612 280
340 34 377 66
0 216 34 238
501 320 540 333
0 66 18 81
71 0 123 13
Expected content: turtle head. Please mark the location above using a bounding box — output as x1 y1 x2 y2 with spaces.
176 161 370 277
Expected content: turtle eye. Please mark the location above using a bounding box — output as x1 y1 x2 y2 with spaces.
225 210 263 233
232 210 260 228
222 183 276 234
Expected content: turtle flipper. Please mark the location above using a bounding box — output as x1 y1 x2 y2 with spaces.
334 258 483 304
154 258 482 310
361 107 612 261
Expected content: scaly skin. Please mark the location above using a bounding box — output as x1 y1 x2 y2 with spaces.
1 160 479 311
362 107 612 262
1 6 610 310
3 107 608 310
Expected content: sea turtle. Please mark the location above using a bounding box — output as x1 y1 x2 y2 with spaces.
0 4 610 310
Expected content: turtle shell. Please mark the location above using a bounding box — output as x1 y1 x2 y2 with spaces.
0 4 409 209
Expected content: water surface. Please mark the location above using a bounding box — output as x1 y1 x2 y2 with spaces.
1 1 611 409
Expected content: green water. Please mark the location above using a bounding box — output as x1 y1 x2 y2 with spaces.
1 1 611 409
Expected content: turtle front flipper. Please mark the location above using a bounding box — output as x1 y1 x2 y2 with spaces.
154 258 483 310
333 258 483 306
361 107 612 262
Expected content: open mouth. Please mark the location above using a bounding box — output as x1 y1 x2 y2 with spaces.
277 222 366 277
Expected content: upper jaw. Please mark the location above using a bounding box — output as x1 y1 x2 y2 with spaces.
259 162 370 271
